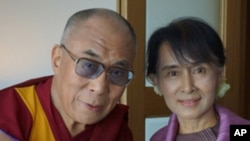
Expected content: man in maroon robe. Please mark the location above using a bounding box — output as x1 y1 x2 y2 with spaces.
0 8 136 141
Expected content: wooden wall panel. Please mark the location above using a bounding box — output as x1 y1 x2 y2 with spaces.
216 0 248 119
119 0 250 141
118 0 146 140
244 0 250 119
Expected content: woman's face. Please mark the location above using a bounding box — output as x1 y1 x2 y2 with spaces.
150 43 222 122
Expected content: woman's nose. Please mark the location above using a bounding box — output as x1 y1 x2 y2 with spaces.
182 74 196 94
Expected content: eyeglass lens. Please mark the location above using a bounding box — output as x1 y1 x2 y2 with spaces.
75 58 133 86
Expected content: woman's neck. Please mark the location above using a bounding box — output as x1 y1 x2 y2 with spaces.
178 108 218 134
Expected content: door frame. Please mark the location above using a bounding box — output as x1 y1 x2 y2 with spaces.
118 0 248 140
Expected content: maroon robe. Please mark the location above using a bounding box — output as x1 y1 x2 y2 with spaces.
0 76 133 141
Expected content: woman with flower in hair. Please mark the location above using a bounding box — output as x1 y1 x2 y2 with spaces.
146 17 250 141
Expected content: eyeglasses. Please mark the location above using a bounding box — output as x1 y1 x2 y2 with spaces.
60 44 134 86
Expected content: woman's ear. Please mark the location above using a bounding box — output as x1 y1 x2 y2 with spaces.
148 73 163 96
216 67 230 98
51 44 62 74
217 67 225 84
148 73 158 85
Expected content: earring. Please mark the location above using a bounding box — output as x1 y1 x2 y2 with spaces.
216 78 230 98
153 85 163 96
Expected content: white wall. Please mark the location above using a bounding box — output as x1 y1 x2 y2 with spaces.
0 0 116 89
145 117 169 141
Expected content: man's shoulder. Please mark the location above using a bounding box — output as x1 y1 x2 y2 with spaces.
0 75 53 108
116 104 129 110
1 75 53 91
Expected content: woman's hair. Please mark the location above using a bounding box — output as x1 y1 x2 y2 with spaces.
146 17 226 76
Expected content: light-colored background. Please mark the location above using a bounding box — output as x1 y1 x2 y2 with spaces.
0 0 116 89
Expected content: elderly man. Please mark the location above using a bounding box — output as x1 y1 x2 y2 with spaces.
0 8 136 141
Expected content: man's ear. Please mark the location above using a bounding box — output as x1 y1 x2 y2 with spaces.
51 44 62 74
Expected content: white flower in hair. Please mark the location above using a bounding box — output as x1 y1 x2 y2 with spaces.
153 85 163 96
216 78 230 98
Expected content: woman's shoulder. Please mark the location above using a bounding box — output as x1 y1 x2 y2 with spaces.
216 105 250 124
150 114 178 141
150 125 168 141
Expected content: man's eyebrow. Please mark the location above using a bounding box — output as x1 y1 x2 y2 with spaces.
83 50 100 58
114 60 131 68
83 50 132 69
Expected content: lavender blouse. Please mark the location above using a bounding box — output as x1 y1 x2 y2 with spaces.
150 105 250 141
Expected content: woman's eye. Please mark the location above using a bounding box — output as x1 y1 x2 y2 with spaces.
169 71 177 76
160 69 178 79
194 68 204 74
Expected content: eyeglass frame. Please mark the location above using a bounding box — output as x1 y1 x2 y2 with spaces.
60 44 134 86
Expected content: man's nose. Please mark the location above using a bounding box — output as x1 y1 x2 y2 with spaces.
88 72 109 95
